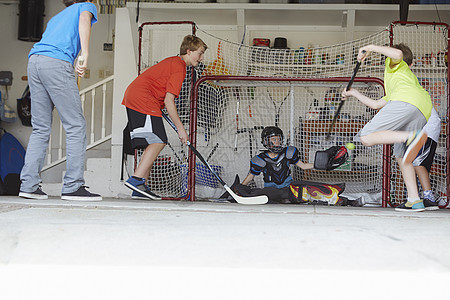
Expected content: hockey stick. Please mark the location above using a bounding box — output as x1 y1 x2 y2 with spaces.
233 87 241 151
206 142 219 162
325 52 365 140
267 80 290 127
162 113 268 205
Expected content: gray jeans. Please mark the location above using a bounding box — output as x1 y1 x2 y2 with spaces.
20 54 87 193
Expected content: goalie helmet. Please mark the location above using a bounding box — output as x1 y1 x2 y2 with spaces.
261 126 284 153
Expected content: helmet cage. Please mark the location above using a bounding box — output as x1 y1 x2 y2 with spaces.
262 134 284 153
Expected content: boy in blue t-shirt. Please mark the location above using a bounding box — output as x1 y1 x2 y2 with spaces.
19 1 101 201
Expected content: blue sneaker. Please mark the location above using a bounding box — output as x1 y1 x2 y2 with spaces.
132 190 148 200
131 189 161 200
125 176 162 200
395 200 425 212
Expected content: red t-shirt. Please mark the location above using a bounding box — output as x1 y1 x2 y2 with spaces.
122 56 186 116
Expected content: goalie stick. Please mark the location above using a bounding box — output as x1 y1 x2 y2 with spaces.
326 51 365 140
162 112 268 205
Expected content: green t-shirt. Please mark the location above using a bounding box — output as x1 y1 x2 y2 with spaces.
382 57 432 121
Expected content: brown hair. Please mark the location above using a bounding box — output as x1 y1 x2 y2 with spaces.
180 35 207 55
393 43 413 66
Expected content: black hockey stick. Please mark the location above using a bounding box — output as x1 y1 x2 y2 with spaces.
162 113 268 205
326 52 365 140
206 142 219 162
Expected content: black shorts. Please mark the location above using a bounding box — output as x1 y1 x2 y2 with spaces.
126 107 167 149
413 138 437 172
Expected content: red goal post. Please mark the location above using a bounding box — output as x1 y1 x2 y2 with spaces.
188 75 392 204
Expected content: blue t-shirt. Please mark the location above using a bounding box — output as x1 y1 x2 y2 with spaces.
29 2 97 64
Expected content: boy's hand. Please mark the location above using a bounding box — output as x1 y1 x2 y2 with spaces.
177 127 188 145
76 55 87 77
358 47 371 62
342 88 356 100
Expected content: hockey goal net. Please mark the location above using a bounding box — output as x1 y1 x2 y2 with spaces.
190 76 385 202
135 21 449 206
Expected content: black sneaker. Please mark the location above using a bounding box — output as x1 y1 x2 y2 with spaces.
125 176 162 200
19 186 48 200
61 186 102 201
131 187 162 200
423 199 439 211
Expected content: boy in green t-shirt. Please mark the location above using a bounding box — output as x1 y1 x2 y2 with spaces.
342 44 431 212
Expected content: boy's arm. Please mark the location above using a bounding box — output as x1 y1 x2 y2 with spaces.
342 88 386 110
359 45 403 67
164 92 188 144
295 160 313 170
242 173 255 186
76 11 93 77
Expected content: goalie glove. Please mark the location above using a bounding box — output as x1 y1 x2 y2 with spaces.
314 146 349 171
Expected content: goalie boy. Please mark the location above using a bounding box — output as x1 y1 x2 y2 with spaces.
231 126 363 206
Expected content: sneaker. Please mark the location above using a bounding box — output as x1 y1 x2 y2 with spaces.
132 190 148 200
402 130 427 165
395 200 425 212
131 188 161 200
423 199 439 211
19 186 48 200
61 186 102 201
125 176 162 200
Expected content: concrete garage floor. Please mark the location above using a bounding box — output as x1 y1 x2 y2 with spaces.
0 196 449 300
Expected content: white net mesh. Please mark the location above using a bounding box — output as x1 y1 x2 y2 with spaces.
194 79 384 198
389 22 448 206
195 27 389 79
137 21 448 204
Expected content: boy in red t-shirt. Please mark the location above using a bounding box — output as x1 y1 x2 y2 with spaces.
122 35 207 199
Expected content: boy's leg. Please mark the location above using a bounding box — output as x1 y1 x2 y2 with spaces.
126 143 165 200
356 101 426 148
19 55 53 198
413 138 439 210
45 58 87 194
415 165 438 210
134 143 166 179
415 166 432 192
395 158 425 212
124 109 168 200
360 131 410 147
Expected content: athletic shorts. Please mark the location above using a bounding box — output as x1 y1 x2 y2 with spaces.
354 101 427 158
412 138 437 172
126 107 167 149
